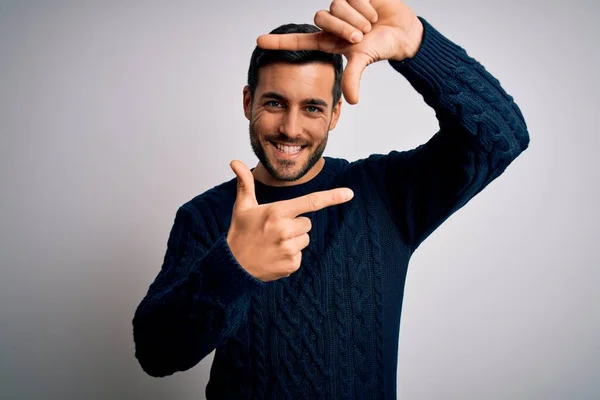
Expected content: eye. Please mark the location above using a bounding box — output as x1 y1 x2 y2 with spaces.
265 100 282 108
306 106 321 113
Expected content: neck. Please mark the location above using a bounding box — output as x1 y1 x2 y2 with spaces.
252 157 325 187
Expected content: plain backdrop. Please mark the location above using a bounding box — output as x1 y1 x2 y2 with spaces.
1 0 598 399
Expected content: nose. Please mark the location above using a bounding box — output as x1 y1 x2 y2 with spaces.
279 109 302 137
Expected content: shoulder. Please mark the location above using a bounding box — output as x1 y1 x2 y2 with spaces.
348 150 414 181
179 178 238 225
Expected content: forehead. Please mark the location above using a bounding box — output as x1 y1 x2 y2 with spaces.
256 62 335 103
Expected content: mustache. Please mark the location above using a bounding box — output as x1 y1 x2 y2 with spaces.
248 122 310 146
264 134 309 146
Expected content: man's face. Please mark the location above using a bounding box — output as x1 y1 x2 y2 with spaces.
243 62 341 184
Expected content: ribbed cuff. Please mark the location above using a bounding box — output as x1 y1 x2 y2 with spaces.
192 233 265 306
389 17 467 95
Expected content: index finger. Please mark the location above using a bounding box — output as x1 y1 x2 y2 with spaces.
256 31 341 53
279 187 354 217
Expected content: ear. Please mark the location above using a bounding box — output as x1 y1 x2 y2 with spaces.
243 86 252 120
328 99 343 131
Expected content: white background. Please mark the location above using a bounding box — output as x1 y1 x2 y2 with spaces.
1 0 598 398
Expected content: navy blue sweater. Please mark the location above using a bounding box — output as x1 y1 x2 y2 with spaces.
133 18 530 399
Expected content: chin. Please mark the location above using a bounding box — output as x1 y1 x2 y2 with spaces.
267 160 309 182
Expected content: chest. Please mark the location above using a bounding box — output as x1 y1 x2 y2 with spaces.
248 195 385 387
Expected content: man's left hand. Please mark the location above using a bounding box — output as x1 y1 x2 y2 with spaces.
256 0 423 104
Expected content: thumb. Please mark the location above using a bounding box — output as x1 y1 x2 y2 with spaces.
230 160 258 211
342 54 369 105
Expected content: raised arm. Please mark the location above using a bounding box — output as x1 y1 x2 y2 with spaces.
132 201 264 377
365 18 529 250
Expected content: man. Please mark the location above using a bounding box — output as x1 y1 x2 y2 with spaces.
133 0 530 398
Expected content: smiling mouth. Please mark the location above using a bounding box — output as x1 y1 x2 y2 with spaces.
270 141 308 155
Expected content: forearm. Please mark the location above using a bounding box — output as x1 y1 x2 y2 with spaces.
132 206 264 377
390 16 530 164
363 17 530 250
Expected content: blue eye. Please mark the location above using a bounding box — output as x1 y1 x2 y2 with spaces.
266 101 281 107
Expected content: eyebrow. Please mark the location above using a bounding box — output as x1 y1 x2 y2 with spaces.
260 91 329 108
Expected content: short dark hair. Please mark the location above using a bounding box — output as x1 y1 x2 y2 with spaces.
247 23 344 107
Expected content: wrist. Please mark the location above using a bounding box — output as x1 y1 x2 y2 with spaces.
405 16 424 59
392 16 424 61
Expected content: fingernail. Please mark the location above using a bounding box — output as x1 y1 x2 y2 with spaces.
344 189 354 200
350 31 362 43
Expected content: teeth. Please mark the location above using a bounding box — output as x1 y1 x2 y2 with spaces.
275 143 302 154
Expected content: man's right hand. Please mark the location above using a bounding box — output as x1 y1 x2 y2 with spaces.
226 160 354 282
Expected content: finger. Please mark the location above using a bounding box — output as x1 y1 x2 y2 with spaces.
230 160 258 211
328 0 372 34
314 9 364 44
256 31 344 53
281 187 354 217
292 233 310 252
342 53 370 104
283 216 312 239
347 0 378 24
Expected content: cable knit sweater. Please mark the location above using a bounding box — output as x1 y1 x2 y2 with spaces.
133 17 530 399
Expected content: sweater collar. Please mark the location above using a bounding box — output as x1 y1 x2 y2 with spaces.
253 157 343 204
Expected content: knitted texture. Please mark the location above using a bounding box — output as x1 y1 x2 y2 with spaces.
132 17 529 399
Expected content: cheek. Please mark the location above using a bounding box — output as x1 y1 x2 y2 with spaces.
250 111 273 134
306 118 330 138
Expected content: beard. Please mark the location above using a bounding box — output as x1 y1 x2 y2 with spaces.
249 122 328 182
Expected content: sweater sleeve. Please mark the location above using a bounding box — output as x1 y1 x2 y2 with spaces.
132 202 264 377
364 17 530 251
